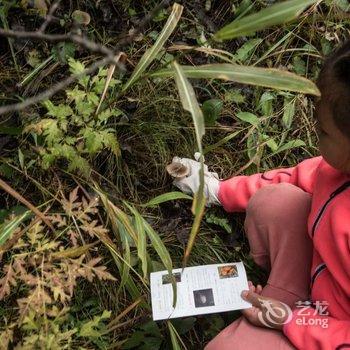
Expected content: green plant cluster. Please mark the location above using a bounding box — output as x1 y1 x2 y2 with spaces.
24 59 121 177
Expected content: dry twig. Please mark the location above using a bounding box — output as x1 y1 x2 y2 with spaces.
0 177 54 231
38 0 62 33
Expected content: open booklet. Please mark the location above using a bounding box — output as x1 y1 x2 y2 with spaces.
150 262 251 321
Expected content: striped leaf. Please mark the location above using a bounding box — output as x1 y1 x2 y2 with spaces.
151 64 320 96
172 62 205 147
167 321 183 350
142 217 177 307
214 0 319 41
117 222 131 293
143 192 193 207
122 3 183 91
0 211 31 247
94 186 147 304
172 61 206 268
124 203 149 280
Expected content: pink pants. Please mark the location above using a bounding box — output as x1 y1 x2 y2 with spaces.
205 183 313 350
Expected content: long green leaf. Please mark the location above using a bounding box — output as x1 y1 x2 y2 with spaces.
93 186 148 306
236 112 260 127
124 203 149 280
142 219 173 274
104 199 139 243
151 64 320 96
184 197 205 267
0 211 31 246
214 0 319 41
143 192 193 207
142 217 177 307
203 130 241 154
123 203 177 306
273 139 305 155
167 321 183 350
106 241 149 309
172 62 205 147
122 3 183 91
134 214 148 281
172 61 206 267
117 223 131 294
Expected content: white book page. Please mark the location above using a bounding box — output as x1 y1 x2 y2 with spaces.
150 262 251 321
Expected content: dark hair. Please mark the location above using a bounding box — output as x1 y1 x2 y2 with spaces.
317 39 350 135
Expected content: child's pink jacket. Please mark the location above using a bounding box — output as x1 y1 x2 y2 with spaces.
218 156 350 350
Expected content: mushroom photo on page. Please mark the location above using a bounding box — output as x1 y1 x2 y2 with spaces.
150 262 251 321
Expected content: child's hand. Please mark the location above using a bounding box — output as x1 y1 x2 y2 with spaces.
169 153 221 206
241 282 291 330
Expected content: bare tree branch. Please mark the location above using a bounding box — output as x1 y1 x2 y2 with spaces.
0 29 115 59
0 0 177 115
0 56 115 115
0 177 54 231
38 0 62 33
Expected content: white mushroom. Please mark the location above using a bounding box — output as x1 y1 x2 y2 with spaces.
166 162 189 179
72 10 91 26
